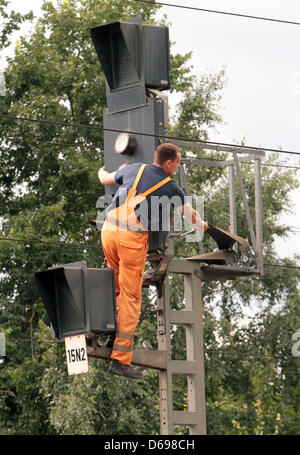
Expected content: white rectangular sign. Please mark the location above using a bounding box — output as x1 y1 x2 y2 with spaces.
0 332 5 356
65 334 89 376
0 71 6 96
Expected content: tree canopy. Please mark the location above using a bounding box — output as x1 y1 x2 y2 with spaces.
0 0 299 435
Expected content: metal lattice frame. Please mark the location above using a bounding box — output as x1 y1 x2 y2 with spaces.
169 137 264 274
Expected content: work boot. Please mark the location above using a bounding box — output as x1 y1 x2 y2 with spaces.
108 360 144 380
106 333 116 348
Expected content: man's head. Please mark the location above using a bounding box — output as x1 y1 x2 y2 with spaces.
154 143 181 177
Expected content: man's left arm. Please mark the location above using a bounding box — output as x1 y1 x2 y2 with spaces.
98 166 116 185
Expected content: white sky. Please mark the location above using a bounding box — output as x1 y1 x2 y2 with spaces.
2 0 300 261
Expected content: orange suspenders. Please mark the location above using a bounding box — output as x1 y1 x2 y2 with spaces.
107 164 171 231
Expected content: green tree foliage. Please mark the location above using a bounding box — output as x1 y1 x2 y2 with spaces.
0 0 299 435
0 0 33 50
0 0 193 435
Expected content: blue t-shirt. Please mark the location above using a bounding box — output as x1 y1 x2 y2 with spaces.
107 163 187 232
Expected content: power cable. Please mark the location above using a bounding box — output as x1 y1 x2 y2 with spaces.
0 236 99 249
3 136 93 149
2 337 297 359
183 157 300 170
0 235 299 269
135 0 300 27
264 263 300 270
261 163 300 171
2 203 300 218
0 205 98 216
1 113 300 156
1 153 299 217
2 134 300 170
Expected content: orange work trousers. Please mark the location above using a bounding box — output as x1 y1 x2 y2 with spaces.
101 219 148 365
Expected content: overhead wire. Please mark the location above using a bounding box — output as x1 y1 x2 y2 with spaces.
135 0 300 27
1 113 300 156
1 338 297 360
263 263 300 270
0 204 99 216
3 133 300 167
0 153 299 217
2 134 300 169
0 235 299 270
0 236 99 249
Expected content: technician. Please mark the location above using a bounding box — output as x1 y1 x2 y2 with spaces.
98 142 208 379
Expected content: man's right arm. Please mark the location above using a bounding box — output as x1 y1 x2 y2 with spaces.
98 166 116 185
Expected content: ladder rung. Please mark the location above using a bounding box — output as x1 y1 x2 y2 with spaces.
170 310 194 324
170 360 196 374
172 411 200 425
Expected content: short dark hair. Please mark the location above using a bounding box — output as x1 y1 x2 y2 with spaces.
154 143 181 165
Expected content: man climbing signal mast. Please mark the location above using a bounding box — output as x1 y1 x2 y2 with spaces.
98 143 209 379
